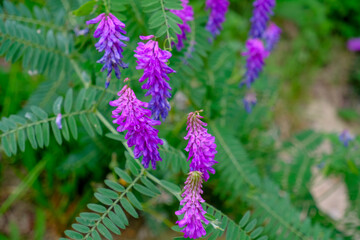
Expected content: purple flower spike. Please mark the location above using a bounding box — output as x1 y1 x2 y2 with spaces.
175 171 208 239
86 13 129 81
56 113 62 129
243 92 257 113
170 0 194 50
250 0 275 38
134 36 176 121
205 0 230 38
263 22 281 51
109 83 163 169
185 111 217 181
348 38 360 52
240 39 269 88
339 130 354 147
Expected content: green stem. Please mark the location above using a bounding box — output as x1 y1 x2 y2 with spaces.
103 0 110 13
0 32 68 57
82 169 145 239
0 13 66 31
0 159 47 215
95 110 134 158
0 110 91 138
70 59 90 89
92 88 107 111
159 0 172 51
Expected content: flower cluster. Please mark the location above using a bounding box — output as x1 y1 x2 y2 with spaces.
339 130 354 147
243 92 257 113
109 82 163 169
205 0 230 38
170 0 194 51
185 111 217 181
86 13 129 86
176 111 217 238
249 0 275 38
240 39 269 88
241 0 280 113
263 22 282 51
134 35 175 121
348 38 360 52
175 171 208 239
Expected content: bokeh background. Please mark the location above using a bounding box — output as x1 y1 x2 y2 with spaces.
1 0 360 239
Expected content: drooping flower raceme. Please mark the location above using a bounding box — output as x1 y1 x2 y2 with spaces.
109 83 163 169
176 171 208 239
134 35 175 121
170 0 194 50
243 92 257 113
263 22 281 51
240 39 269 88
205 0 230 38
185 111 217 181
86 13 129 86
250 0 276 38
339 130 354 147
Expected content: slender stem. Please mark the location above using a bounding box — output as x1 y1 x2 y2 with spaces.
0 110 91 138
147 173 182 201
82 169 145 239
95 110 135 158
159 0 172 51
0 13 66 31
103 0 110 13
92 88 107 111
71 59 90 89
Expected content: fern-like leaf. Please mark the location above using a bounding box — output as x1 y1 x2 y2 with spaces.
0 88 102 157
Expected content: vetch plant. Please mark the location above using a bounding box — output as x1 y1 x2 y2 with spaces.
0 0 355 240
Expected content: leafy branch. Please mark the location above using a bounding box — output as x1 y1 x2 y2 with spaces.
0 1 66 31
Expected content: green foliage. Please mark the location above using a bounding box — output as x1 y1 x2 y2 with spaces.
0 0 358 239
0 88 102 157
140 0 183 42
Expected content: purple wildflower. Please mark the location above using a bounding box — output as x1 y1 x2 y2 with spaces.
185 111 217 181
109 82 163 169
74 26 89 36
240 39 269 88
205 0 230 38
347 38 360 52
170 0 194 50
134 35 175 121
250 0 276 38
339 130 354 147
263 22 281 51
175 171 208 239
56 113 62 129
86 13 129 84
243 92 257 113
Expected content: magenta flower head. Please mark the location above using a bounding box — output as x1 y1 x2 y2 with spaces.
185 111 217 181
109 79 163 169
205 0 230 38
134 35 175 121
86 13 129 86
347 38 360 52
175 171 208 239
240 39 269 88
243 92 257 113
263 22 281 51
339 130 354 147
170 0 194 50
250 0 276 38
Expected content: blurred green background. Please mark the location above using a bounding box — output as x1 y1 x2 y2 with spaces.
1 0 360 239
